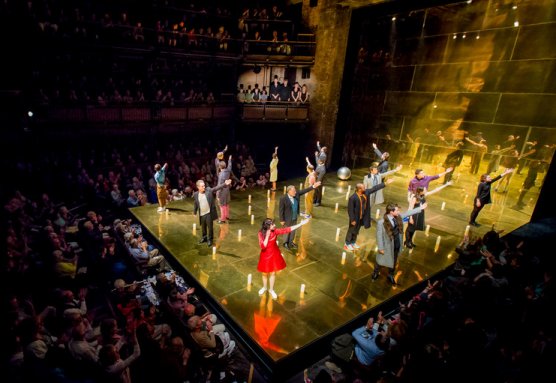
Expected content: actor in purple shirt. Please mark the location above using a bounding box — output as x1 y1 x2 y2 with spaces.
407 167 453 199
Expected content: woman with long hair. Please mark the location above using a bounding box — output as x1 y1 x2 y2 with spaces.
257 217 309 299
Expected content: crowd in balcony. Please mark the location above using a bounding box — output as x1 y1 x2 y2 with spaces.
238 76 310 105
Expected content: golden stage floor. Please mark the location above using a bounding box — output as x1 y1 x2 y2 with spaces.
129 166 532 362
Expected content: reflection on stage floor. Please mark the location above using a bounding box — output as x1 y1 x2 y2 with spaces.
129 165 532 362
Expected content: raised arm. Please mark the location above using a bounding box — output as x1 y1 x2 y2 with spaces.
305 156 313 167
425 181 452 196
381 164 402 177
227 155 233 171
162 163 168 171
290 217 310 231
372 142 383 158
438 167 453 177
273 146 278 156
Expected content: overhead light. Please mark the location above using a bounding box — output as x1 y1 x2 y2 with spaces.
27 111 34 117
453 34 457 39
514 20 519 27
392 16 396 21
512 5 518 10
462 33 467 39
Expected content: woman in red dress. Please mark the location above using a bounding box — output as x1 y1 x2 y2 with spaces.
257 217 310 299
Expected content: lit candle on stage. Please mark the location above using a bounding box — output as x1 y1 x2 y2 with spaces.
335 228 340 242
300 284 305 297
464 225 470 237
238 229 242 241
347 185 351 194
434 236 441 252
283 186 287 194
341 252 346 265
212 246 216 255
463 194 468 204
193 223 197 234
248 194 252 203
300 182 303 190
267 197 271 206
267 189 270 198
425 225 430 236
165 208 169 216
335 203 339 213
248 205 251 215
441 202 446 211
376 208 380 219
247 273 252 286
345 191 349 200
322 186 326 195
251 214 255 225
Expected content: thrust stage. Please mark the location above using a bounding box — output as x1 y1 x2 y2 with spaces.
129 164 533 378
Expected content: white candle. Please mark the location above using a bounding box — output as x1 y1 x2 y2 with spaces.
425 225 430 236
248 205 252 215
247 273 252 285
165 208 169 216
267 189 270 198
335 228 340 242
283 186 287 194
341 252 346 265
322 186 326 195
335 203 339 213
299 183 303 190
267 197 271 206
376 208 380 219
248 194 252 203
463 194 468 204
345 191 350 200
238 229 242 241
251 214 255 225
347 185 351 194
193 223 197 235
441 202 446 211
464 225 470 237
212 246 216 255
300 284 306 297
435 236 441 252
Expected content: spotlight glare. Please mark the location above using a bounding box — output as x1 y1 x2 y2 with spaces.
476 34 480 39
27 111 34 117
453 34 457 39
462 33 466 39
392 16 396 21
512 5 518 10
514 20 519 27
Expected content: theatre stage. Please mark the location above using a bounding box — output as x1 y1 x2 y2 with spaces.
129 166 531 369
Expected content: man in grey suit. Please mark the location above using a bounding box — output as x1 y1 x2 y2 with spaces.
193 179 232 247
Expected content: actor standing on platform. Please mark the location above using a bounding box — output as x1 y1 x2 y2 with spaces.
257 217 310 299
304 157 317 216
313 155 326 207
269 146 279 191
216 155 234 224
374 202 427 285
405 182 451 248
469 168 513 227
344 180 394 252
363 162 402 206
154 163 169 213
407 167 453 200
279 182 321 251
193 179 232 247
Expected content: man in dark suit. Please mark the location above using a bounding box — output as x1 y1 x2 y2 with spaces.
279 182 321 250
469 168 513 227
345 180 394 251
193 179 232 247
313 155 326 207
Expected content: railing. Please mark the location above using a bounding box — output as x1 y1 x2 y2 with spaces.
33 103 311 124
241 102 309 121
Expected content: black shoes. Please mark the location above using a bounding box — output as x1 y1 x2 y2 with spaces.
387 275 397 285
404 241 414 249
469 222 480 227
207 240 213 247
217 220 226 224
372 270 379 281
289 242 298 249
313 203 320 207
198 238 208 244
